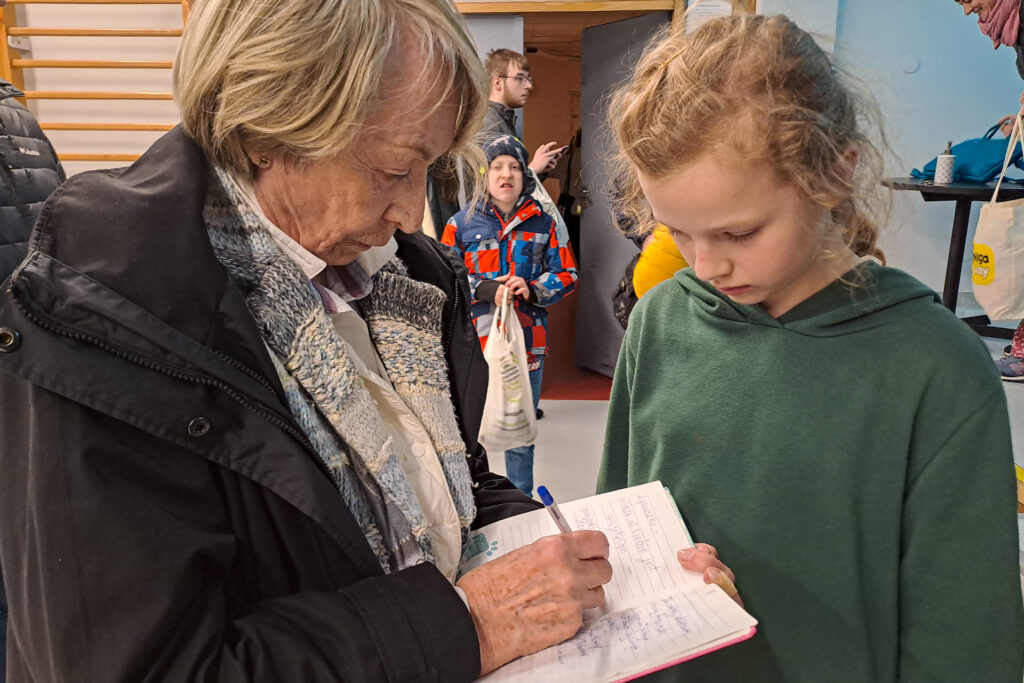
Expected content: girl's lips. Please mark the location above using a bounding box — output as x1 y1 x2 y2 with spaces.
718 285 751 296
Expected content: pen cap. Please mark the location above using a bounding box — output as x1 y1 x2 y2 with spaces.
537 486 554 506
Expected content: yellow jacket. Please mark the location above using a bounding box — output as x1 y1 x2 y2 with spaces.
632 227 688 298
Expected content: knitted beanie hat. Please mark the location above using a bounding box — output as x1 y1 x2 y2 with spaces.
483 134 535 196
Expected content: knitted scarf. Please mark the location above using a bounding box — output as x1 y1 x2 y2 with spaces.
978 0 1021 48
202 165 476 573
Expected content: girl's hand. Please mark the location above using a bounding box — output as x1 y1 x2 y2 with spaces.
495 274 530 300
677 542 744 606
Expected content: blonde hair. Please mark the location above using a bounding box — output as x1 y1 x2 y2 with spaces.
174 0 487 177
609 14 887 262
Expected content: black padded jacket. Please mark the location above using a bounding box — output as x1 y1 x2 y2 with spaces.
0 79 64 281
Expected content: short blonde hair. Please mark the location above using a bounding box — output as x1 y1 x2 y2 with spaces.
609 14 887 262
174 0 487 176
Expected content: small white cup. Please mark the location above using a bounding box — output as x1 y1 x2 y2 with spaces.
934 154 955 184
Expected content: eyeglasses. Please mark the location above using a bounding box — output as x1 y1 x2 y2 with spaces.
500 74 533 85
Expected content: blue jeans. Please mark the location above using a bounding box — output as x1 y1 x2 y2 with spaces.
505 360 543 498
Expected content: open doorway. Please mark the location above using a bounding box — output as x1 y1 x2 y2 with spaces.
521 11 669 399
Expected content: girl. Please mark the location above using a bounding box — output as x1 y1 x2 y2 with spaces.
598 14 1024 681
442 135 578 497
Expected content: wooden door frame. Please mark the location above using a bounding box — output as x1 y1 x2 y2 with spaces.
455 0 755 14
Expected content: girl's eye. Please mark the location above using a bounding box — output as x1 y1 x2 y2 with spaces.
724 229 758 243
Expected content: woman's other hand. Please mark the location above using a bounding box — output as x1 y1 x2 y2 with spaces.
999 114 1014 137
678 542 743 606
456 530 612 675
495 273 530 301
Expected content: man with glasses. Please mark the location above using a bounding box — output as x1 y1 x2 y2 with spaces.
482 49 565 176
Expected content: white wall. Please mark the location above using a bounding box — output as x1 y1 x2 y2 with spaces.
15 4 181 177
464 13 523 63
833 1 1021 297
464 14 524 136
760 0 838 42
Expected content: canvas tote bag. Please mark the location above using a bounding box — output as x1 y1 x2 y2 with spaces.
478 290 538 452
973 112 1024 320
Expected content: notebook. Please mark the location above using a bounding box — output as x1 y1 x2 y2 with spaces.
459 481 757 682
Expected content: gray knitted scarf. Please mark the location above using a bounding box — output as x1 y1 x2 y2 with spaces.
202 165 476 573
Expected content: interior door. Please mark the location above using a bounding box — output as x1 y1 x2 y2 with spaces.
575 12 670 377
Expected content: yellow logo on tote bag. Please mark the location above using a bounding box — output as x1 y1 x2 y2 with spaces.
972 244 995 285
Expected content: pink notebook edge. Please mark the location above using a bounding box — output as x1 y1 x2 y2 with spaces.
612 626 758 683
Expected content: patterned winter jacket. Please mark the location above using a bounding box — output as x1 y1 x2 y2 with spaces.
441 197 577 360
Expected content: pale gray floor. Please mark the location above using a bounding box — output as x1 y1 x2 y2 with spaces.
489 399 609 504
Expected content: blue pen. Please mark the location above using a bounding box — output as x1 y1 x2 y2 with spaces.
537 485 573 534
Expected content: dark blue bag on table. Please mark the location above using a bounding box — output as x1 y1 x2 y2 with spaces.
912 124 1024 183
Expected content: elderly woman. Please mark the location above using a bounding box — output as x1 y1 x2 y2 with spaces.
0 0 616 680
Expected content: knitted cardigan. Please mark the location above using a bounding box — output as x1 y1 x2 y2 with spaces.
203 165 476 573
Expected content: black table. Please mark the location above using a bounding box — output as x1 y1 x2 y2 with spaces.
884 177 1024 339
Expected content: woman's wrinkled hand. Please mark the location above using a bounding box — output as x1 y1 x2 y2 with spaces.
456 530 612 675
677 542 743 607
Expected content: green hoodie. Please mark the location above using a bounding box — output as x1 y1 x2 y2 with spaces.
599 263 1023 682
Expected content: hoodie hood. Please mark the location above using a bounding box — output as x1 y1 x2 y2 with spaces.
672 261 940 337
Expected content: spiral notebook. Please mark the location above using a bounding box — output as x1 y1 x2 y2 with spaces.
459 481 757 682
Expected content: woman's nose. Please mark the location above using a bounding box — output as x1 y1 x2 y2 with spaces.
385 178 426 234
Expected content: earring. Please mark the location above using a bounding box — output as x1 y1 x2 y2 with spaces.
254 156 271 169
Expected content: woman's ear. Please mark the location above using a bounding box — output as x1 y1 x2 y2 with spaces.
242 141 277 172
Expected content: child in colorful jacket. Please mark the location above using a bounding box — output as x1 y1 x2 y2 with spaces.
441 135 578 497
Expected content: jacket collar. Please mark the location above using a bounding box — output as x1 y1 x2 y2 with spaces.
487 100 517 131
488 198 543 238
28 127 283 392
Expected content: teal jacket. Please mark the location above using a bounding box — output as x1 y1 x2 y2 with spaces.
599 263 1024 682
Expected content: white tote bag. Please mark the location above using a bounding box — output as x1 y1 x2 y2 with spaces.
478 290 538 452
529 168 572 248
973 112 1024 320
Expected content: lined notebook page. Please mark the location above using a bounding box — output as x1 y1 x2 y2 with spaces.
459 482 757 682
